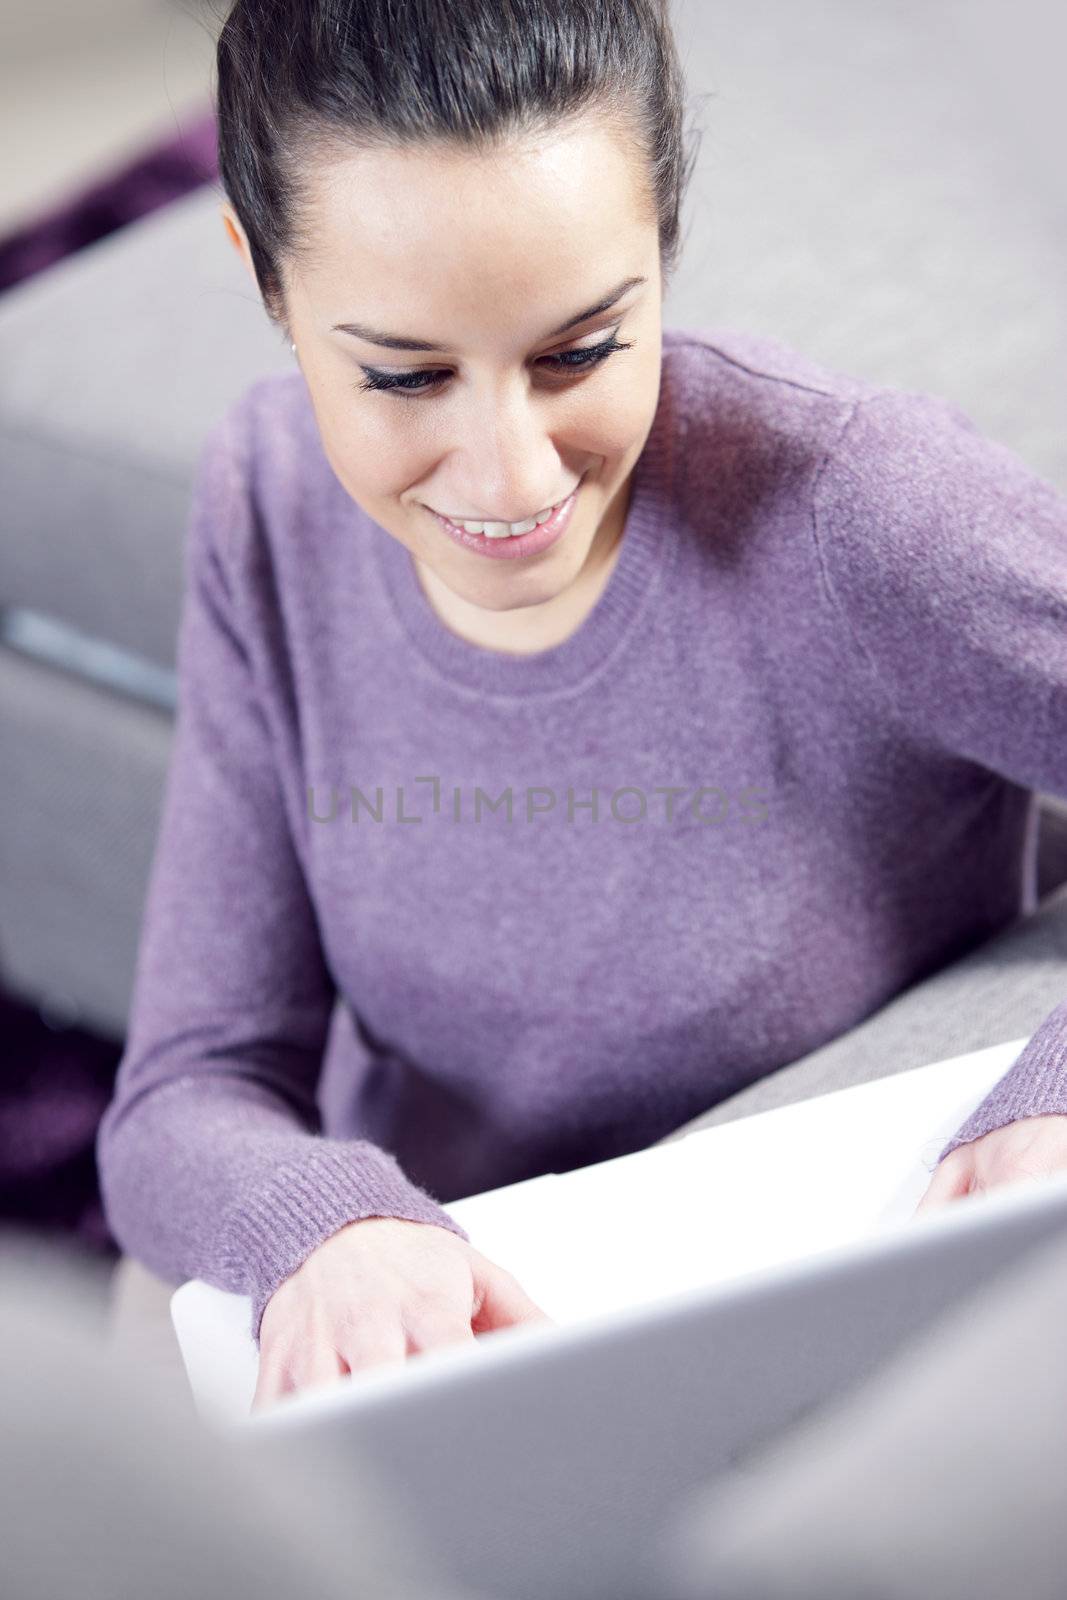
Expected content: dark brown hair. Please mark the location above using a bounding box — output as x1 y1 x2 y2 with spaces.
212 0 701 337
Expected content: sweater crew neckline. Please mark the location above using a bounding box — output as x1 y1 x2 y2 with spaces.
370 351 679 697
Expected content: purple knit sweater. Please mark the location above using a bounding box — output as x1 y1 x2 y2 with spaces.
96 326 1067 1342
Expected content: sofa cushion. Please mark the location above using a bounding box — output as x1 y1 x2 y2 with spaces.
0 642 174 1035
0 185 288 668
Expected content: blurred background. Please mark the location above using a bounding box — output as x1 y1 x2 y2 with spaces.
0 0 1065 1294
0 2 217 236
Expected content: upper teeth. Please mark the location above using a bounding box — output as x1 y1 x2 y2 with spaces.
452 501 563 538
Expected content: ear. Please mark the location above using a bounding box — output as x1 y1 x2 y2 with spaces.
219 205 257 289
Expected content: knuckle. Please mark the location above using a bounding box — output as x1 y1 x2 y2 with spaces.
405 1277 462 1317
405 1313 472 1350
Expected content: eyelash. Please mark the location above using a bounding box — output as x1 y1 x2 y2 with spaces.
354 331 635 397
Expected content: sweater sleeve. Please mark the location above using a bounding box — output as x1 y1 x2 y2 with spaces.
810 387 1067 1165
95 404 469 1345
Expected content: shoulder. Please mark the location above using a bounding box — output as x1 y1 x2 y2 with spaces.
661 323 989 469
805 370 1067 742
809 375 1065 576
661 325 1055 535
662 324 877 407
659 326 885 510
190 371 335 573
198 369 320 490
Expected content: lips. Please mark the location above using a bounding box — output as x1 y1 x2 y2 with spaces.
427 490 574 530
423 481 582 561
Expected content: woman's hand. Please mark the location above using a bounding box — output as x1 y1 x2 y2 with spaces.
251 1215 554 1413
913 1113 1067 1214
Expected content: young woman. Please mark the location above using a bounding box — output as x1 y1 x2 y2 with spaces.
98 0 1067 1411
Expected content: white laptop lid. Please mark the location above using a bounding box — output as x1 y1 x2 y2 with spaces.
168 1037 1067 1599
172 1035 1031 1426
234 1167 1067 1600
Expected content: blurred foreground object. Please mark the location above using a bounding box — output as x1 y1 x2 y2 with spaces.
0 1232 483 1600
665 1220 1067 1600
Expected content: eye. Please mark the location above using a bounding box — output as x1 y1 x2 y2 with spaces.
354 330 634 398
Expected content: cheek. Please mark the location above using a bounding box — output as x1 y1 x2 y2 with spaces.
574 366 658 463
319 403 419 504
324 374 451 500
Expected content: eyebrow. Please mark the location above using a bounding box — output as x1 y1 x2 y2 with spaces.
331 275 648 352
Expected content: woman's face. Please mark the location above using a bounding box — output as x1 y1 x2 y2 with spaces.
222 113 664 631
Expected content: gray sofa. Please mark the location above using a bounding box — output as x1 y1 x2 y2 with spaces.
1 0 1065 1059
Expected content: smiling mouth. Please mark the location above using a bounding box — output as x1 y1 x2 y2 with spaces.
422 487 578 529
421 480 583 557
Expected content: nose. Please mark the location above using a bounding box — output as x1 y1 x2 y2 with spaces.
434 379 567 524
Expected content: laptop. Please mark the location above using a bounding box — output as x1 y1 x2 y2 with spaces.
172 1037 1067 1600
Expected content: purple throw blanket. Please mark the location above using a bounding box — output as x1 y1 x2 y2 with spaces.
0 105 217 294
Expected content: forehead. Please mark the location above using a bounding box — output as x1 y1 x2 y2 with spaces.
289 116 654 330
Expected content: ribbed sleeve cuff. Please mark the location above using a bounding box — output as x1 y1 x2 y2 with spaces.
937 1005 1067 1164
222 1139 471 1344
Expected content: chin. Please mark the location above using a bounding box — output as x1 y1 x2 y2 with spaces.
465 547 578 603
463 571 567 612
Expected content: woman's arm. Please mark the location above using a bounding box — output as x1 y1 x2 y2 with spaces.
811 386 1067 1164
96 404 468 1344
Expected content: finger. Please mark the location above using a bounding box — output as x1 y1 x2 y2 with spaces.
913 1152 973 1214
402 1308 479 1358
471 1262 555 1333
287 1340 350 1397
251 1349 294 1413
338 1322 408 1376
